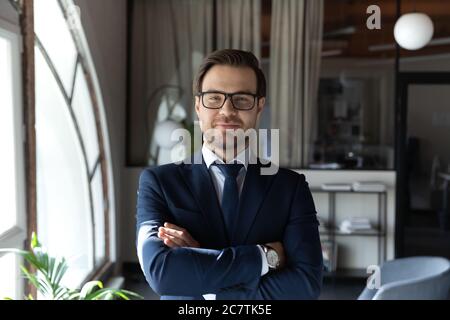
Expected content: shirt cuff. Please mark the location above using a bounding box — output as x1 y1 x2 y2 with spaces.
257 245 269 276
203 294 216 300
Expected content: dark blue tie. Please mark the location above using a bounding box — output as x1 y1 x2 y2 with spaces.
214 163 244 240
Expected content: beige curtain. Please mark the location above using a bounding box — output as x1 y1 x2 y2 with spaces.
128 0 213 165
303 0 324 165
216 0 261 59
270 0 323 167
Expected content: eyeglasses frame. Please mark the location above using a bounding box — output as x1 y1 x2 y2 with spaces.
196 91 260 111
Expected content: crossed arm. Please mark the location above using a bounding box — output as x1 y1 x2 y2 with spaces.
136 169 323 299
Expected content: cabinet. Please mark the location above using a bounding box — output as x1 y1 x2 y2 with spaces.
311 188 387 278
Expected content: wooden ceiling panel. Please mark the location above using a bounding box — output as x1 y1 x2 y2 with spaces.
262 0 450 59
324 0 450 58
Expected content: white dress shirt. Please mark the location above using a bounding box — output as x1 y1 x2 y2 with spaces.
201 145 269 300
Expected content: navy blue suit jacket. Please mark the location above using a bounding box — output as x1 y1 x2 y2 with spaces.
136 153 323 300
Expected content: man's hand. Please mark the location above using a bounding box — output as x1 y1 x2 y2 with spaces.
158 222 200 248
265 241 286 269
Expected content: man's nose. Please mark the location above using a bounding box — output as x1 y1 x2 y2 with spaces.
219 97 237 116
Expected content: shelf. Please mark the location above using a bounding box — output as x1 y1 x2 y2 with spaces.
317 186 387 272
320 229 385 237
311 188 386 194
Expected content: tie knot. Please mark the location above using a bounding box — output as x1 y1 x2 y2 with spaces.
214 163 244 178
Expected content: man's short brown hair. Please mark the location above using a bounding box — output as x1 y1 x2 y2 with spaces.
193 49 266 97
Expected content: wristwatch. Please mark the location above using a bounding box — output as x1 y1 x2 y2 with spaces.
262 245 280 270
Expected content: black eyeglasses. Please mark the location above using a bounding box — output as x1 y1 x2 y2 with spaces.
196 91 259 110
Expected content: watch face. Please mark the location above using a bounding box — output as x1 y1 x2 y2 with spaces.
267 249 279 268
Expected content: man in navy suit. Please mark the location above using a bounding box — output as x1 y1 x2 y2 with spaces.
136 49 323 300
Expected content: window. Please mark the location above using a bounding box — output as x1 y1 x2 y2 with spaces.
310 0 396 170
260 0 396 170
0 19 26 300
33 0 115 290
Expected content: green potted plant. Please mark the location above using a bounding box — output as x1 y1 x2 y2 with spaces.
0 233 143 300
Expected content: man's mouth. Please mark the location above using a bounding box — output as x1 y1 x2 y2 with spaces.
215 123 241 129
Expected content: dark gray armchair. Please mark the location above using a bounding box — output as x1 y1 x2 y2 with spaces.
358 256 450 300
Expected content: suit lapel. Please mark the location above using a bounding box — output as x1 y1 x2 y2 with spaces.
178 152 228 247
232 162 275 245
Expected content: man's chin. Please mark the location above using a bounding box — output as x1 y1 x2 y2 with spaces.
203 127 250 148
210 135 248 151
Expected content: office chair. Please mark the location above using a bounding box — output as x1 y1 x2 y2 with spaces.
358 256 450 300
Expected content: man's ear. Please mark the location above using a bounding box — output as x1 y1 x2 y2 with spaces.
194 96 201 116
257 97 266 115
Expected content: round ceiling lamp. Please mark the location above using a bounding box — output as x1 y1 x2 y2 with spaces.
394 12 434 50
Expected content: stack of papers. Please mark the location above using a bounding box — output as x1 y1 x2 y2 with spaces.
352 181 386 192
339 217 373 233
321 183 352 191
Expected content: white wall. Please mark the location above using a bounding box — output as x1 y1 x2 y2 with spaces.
75 0 128 268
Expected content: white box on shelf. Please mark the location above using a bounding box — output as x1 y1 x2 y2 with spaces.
321 183 352 191
352 181 386 192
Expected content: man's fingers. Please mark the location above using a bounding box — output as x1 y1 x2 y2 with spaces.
162 237 177 248
159 232 187 247
158 230 181 247
157 231 171 244
163 228 199 247
160 226 199 247
165 233 187 247
161 227 185 239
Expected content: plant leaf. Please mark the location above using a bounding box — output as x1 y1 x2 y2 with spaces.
2 234 143 301
79 281 103 300
85 288 143 300
50 256 68 288
112 290 130 300
20 265 41 293
68 292 80 300
118 289 144 300
85 288 116 300
31 232 39 250
54 286 69 300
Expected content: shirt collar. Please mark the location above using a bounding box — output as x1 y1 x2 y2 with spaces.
202 144 256 170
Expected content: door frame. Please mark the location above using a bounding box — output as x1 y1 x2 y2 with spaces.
395 72 450 257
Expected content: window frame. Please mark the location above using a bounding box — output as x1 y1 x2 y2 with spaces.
0 16 27 300
16 0 117 296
